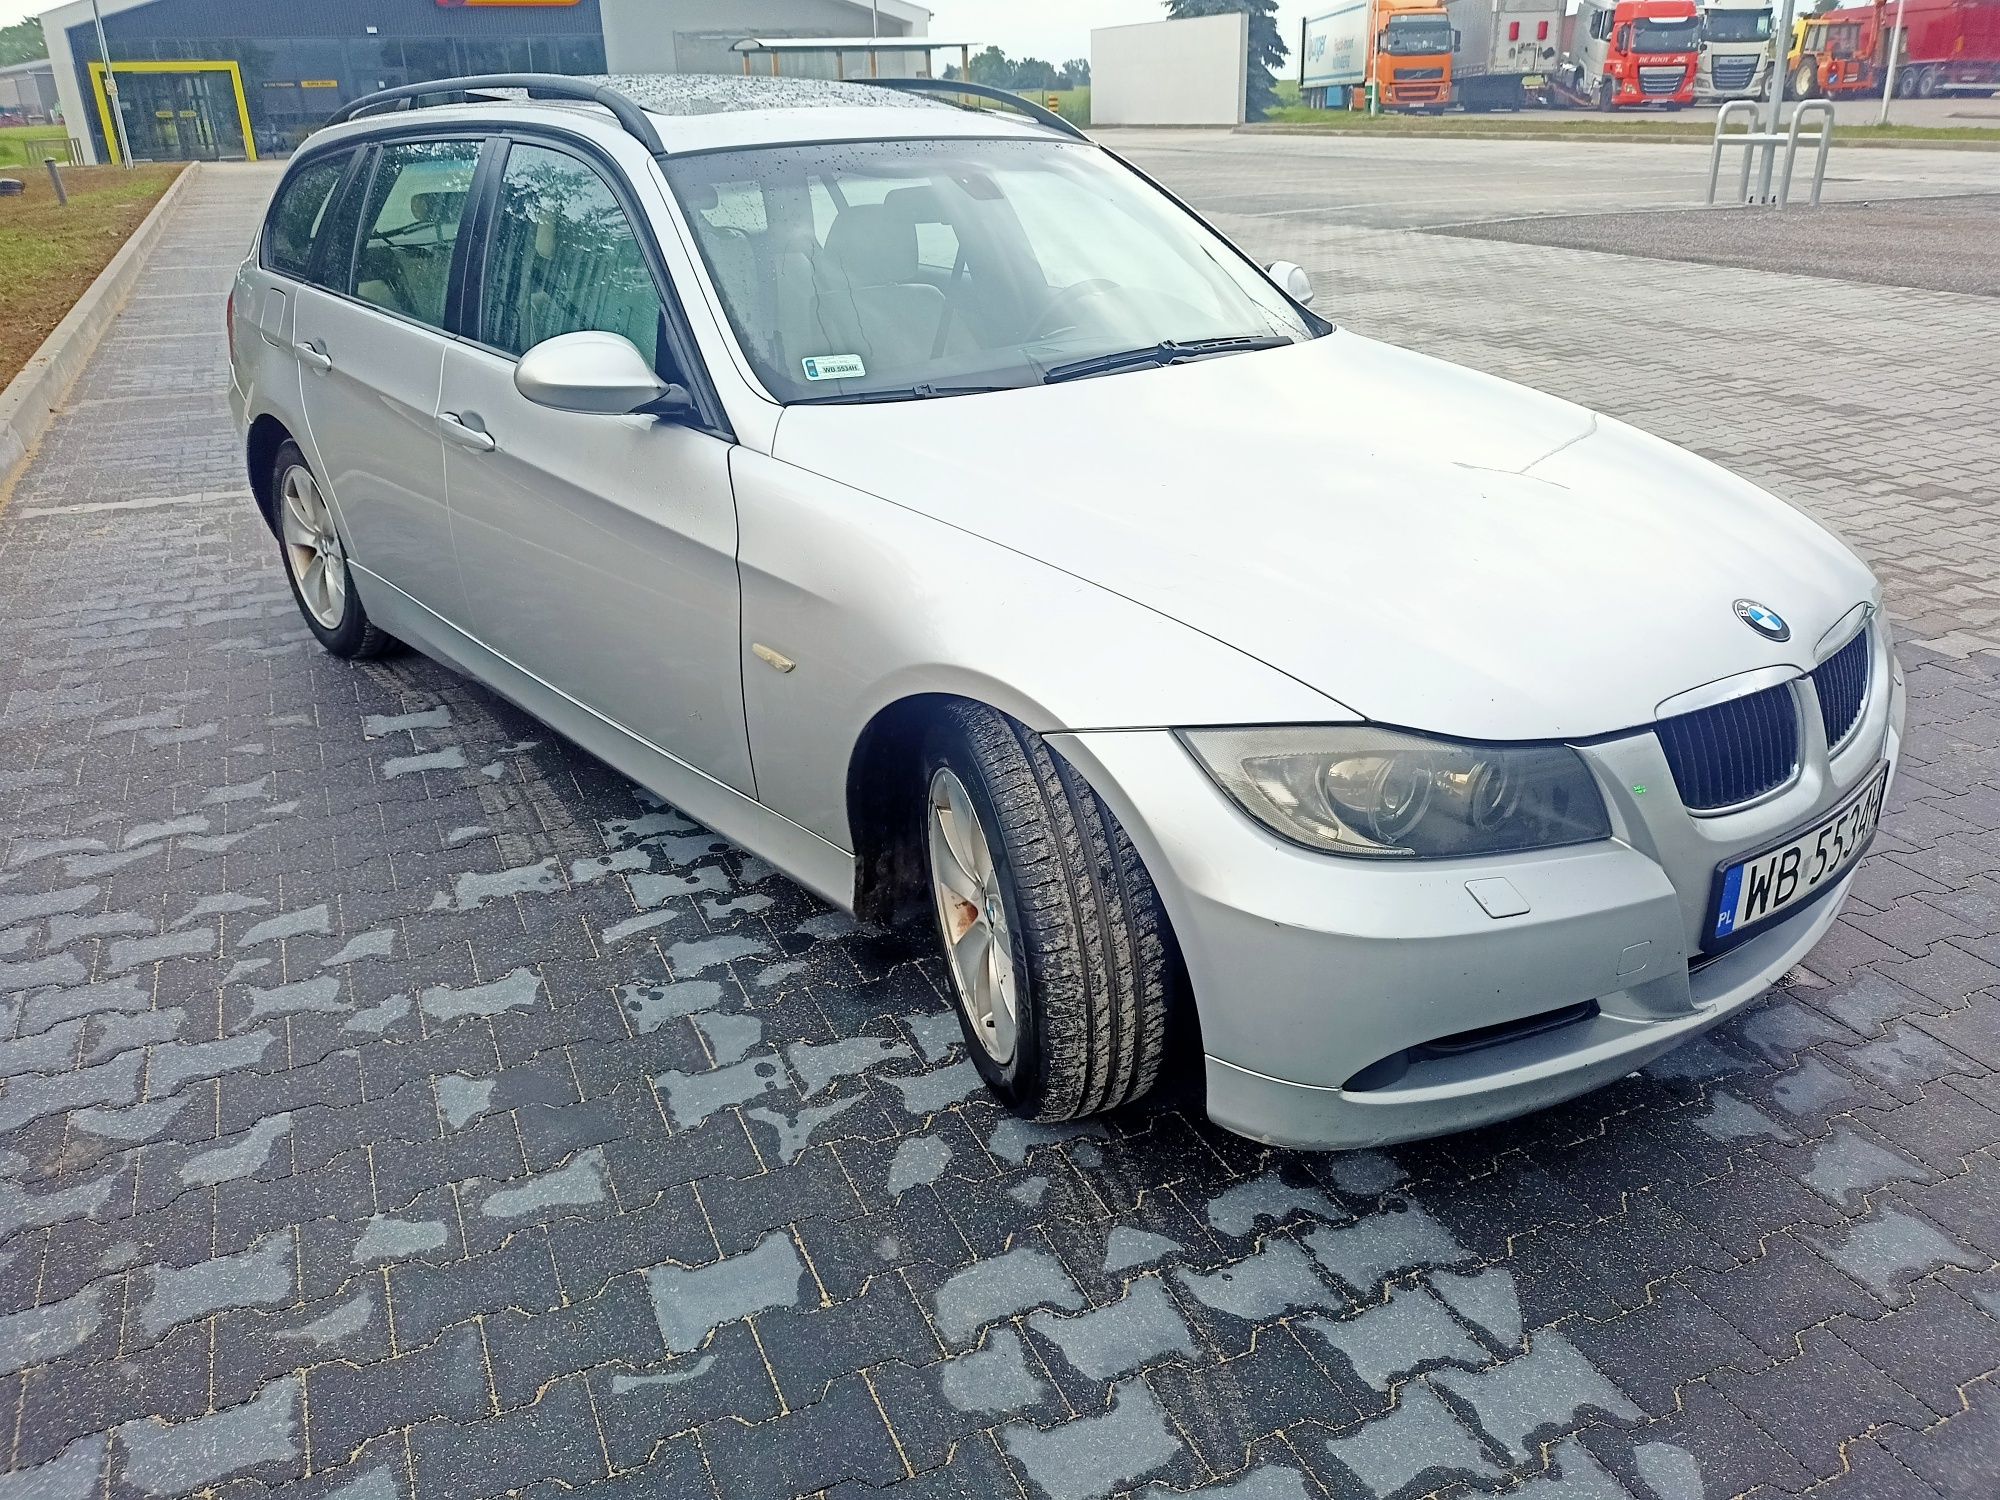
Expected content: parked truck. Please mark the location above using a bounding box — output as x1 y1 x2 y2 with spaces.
1301 0 1457 111
1552 0 1703 106
1789 0 2000 97
1445 0 1565 109
1697 0 1776 99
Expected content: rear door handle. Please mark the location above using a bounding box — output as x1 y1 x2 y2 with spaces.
438 412 497 453
292 339 332 374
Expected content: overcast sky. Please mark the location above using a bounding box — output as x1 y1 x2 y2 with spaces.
1 1 1322 67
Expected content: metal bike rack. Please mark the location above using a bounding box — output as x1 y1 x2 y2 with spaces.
1707 98 1835 209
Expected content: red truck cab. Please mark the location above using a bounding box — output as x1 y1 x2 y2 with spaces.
1557 0 1703 106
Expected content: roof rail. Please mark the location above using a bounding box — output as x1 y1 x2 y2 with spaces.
326 73 665 155
861 78 1088 141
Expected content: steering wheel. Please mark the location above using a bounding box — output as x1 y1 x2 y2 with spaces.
1032 278 1123 340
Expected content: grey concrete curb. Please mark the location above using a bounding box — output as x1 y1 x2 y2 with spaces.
0 162 200 496
1238 123 2000 150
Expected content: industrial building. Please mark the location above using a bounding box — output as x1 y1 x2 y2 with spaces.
38 0 930 165
0 57 59 123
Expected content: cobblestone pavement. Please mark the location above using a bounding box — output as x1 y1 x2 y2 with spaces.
2 148 1999 1500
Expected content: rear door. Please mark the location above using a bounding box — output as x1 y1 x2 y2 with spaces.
240 147 356 434
437 136 753 793
293 135 488 629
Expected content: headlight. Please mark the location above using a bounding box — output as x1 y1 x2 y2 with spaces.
1178 726 1611 859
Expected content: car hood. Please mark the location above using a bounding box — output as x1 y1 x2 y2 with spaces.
771 331 1876 740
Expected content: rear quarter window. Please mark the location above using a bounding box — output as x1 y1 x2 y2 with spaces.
265 152 353 280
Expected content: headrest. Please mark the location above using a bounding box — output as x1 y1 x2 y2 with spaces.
408 190 465 226
822 204 918 287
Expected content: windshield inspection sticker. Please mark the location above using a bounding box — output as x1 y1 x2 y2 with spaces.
802 354 866 381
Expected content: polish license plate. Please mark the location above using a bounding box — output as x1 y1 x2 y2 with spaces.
1707 764 1887 950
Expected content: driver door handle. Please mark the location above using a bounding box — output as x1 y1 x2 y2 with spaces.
292 339 333 374
438 412 497 453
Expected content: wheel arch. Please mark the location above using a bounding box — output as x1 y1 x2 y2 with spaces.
846 691 964 929
245 413 293 538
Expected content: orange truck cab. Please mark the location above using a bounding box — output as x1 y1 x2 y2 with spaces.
1554 0 1703 106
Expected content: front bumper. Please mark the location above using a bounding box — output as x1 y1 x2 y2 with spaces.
1052 637 1905 1152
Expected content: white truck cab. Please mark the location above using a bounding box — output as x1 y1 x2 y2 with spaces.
1699 0 1777 98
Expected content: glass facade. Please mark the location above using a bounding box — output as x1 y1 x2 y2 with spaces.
67 0 607 161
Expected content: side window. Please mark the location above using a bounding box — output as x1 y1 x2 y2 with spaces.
353 140 482 330
265 152 350 280
479 143 668 370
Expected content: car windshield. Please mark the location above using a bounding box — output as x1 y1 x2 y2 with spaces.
1382 18 1455 54
1632 17 1702 50
661 137 1320 404
1701 8 1772 41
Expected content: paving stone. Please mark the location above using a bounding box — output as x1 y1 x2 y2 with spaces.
6 150 2000 1500
999 1377 1189 1500
698 1372 906 1500
931 1243 1084 1347
114 1376 304 1497
647 1228 806 1353
1681 1231 1885 1357
1431 1331 1641 1464
303 1325 493 1462
408 1374 606 1500
1313 1380 1503 1497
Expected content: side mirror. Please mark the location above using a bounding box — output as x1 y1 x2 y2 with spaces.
1267 261 1315 307
515 331 690 418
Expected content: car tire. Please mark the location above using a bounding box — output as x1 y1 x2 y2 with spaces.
271 440 398 660
921 702 1171 1122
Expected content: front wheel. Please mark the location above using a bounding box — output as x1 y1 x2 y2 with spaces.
1597 79 1616 111
1792 61 1821 99
272 441 398 659
922 704 1172 1121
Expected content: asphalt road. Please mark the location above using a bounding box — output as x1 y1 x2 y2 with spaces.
1434 191 2000 295
1111 126 2000 230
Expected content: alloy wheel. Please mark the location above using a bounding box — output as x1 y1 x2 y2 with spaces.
279 463 347 630
927 766 1020 1066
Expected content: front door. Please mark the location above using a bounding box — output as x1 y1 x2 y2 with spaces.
294 138 484 629
107 69 246 162
438 138 753 794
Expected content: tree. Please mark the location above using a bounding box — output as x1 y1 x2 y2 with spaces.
1059 58 1092 88
965 45 1017 87
0 19 46 68
1013 56 1060 91
1163 0 1289 119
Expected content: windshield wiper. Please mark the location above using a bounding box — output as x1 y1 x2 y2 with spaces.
790 381 1021 405
1041 336 1295 386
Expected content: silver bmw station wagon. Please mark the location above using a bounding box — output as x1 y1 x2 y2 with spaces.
228 74 1902 1150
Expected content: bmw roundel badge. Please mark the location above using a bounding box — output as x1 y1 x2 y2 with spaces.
1734 599 1790 642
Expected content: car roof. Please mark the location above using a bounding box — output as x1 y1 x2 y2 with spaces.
307 73 1064 159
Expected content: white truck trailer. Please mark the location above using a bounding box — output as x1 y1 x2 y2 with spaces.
1301 2 1373 107
1444 0 1565 108
1696 0 1775 99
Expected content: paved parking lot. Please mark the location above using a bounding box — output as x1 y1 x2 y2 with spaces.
2 139 1999 1500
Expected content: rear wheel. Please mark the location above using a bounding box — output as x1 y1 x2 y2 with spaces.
272 441 398 659
921 703 1172 1122
1913 66 1940 98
